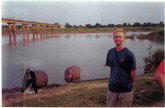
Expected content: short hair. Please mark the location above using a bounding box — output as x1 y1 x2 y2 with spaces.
113 29 126 37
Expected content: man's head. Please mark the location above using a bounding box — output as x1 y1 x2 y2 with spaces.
26 68 30 74
113 29 126 47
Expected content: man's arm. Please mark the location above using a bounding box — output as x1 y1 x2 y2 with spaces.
131 69 136 84
105 51 111 67
155 71 165 90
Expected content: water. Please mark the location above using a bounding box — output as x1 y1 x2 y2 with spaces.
2 32 163 89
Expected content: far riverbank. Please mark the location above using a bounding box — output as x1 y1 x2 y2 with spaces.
2 27 163 35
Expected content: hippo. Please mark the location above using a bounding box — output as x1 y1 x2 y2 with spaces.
64 66 81 83
34 70 48 86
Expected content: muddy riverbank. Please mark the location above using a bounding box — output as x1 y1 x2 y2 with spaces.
2 72 164 107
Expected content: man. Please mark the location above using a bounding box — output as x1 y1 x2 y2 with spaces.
105 29 136 107
22 69 38 93
155 59 165 90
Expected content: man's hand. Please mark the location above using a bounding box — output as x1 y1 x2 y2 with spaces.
131 69 136 84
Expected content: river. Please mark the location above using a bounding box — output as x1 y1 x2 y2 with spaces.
2 32 163 89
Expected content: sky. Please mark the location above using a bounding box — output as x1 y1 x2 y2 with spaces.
1 1 165 26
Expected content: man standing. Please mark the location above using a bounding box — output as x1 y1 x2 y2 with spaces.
155 59 165 90
22 69 38 93
105 29 136 107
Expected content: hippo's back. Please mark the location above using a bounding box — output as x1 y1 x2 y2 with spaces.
34 70 48 86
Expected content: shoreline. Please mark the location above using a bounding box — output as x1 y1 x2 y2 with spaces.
2 77 109 94
2 72 164 107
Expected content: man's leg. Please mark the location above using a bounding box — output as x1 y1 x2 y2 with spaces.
32 80 37 93
106 90 118 107
22 80 31 92
118 90 133 107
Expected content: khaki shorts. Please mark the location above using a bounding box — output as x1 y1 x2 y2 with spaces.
106 90 133 107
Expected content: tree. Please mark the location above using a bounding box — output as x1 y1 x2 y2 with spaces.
73 25 78 28
107 23 115 27
65 23 72 28
147 22 151 27
95 23 102 28
122 23 128 27
79 25 84 28
127 23 131 27
133 22 141 27
85 24 94 28
142 23 148 27
159 21 164 27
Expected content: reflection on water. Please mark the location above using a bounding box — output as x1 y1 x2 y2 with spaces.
2 32 163 89
3 32 150 46
6 33 60 46
9 33 17 46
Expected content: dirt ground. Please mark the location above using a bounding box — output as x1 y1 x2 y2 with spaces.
2 74 165 107
2 83 66 106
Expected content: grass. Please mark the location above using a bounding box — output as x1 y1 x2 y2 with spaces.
133 73 164 106
9 81 108 107
136 28 164 44
149 29 164 36
3 73 164 107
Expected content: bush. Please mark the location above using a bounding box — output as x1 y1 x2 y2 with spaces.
149 29 164 36
144 49 164 74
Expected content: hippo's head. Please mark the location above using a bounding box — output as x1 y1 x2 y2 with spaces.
65 69 73 83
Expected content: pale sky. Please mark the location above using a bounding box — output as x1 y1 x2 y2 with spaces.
1 1 165 26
